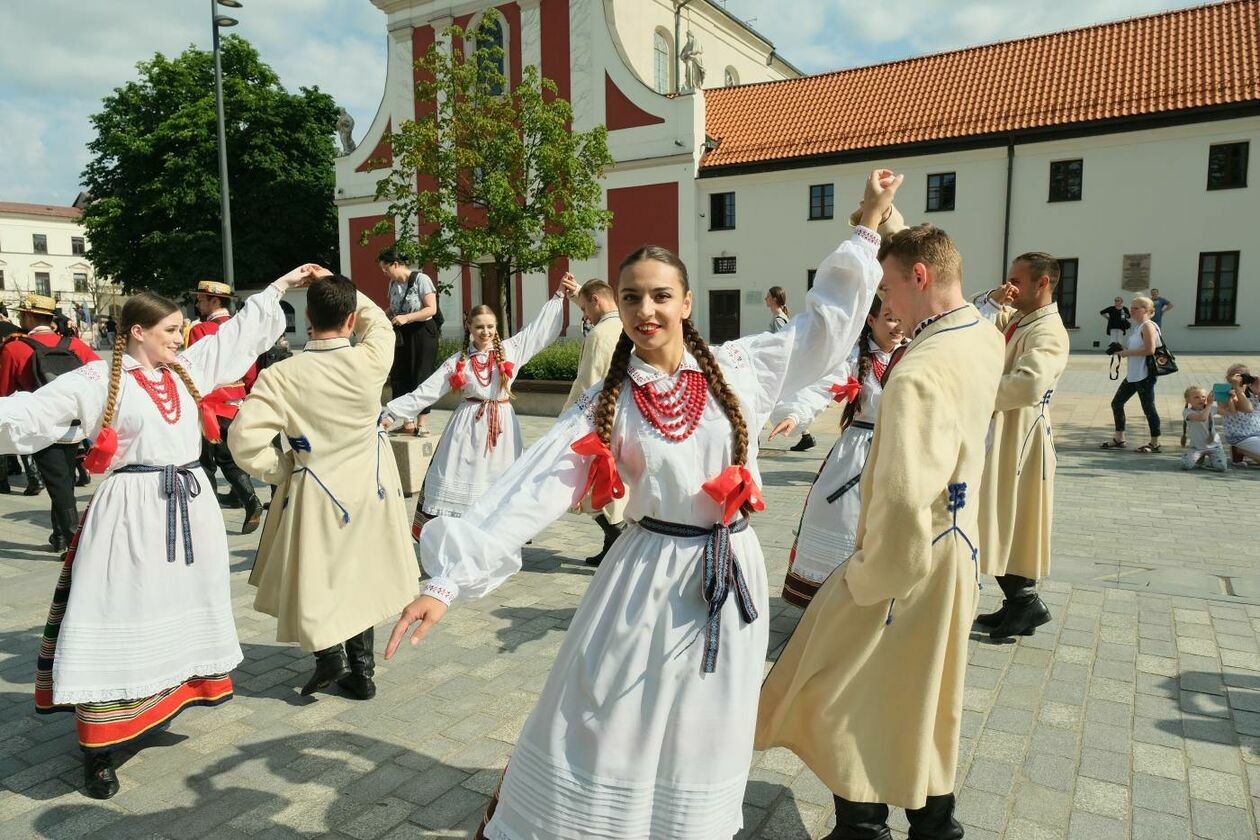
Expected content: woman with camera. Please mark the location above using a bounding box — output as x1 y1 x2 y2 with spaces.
1219 364 1260 463
1101 295 1162 453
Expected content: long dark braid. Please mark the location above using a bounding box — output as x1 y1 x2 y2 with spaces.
681 318 749 468
839 296 883 431
594 332 634 449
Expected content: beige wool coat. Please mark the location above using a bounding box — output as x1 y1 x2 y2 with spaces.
563 310 628 524
977 301 1070 580
756 305 1004 809
229 293 419 651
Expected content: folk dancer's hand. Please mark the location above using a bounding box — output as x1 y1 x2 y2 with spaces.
768 417 798 440
384 595 449 658
858 169 904 231
560 272 579 298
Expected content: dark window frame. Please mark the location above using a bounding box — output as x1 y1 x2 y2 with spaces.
0 269 5 290
709 192 736 231
32 233 47 254
807 269 817 290
926 172 956 212
1053 258 1079 328
1207 142 1248 191
71 236 86 256
1049 159 1083 202
73 272 89 293
34 271 51 296
712 256 737 274
808 184 834 220
1195 251 1240 325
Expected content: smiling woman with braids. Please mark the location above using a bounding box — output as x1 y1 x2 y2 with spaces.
0 264 315 800
385 172 902 839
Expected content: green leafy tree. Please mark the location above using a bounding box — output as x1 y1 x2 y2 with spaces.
81 36 338 296
369 14 614 334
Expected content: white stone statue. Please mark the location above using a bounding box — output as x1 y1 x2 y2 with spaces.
335 107 357 156
680 31 705 91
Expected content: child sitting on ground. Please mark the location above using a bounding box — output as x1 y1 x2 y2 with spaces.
1181 385 1228 471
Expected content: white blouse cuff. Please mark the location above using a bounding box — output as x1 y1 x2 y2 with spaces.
852 226 881 250
422 577 459 605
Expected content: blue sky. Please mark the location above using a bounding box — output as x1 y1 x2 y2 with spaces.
0 0 1206 206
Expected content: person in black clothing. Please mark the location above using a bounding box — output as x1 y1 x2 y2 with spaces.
1099 296 1130 344
378 248 439 436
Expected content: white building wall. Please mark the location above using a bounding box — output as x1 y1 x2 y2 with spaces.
0 212 114 317
694 117 1260 353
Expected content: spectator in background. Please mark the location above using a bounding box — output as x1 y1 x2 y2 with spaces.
1150 287 1174 328
1099 296 1130 344
378 248 439 437
1219 364 1260 464
766 285 790 333
1181 385 1227 471
1101 296 1163 453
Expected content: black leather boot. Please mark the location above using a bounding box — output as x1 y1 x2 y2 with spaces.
22 456 43 496
827 794 891 840
585 514 623 567
790 433 818 452
905 793 964 840
301 645 350 696
241 495 264 535
989 574 1051 639
83 751 120 799
975 573 1024 628
338 627 376 700
217 491 243 509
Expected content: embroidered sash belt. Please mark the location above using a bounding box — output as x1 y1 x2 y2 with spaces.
637 515 757 675
468 397 510 454
114 461 202 565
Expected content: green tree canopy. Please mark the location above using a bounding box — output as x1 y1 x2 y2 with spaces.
81 36 338 296
369 14 614 334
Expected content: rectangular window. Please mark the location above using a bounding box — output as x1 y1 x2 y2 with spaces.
1207 142 1248 190
926 172 955 212
709 192 736 231
808 184 834 220
33 233 47 253
35 272 51 296
72 236 86 256
807 269 817 290
1053 258 1079 328
1196 251 1239 325
74 272 89 293
1049 159 1083 202
0 269 5 290
712 256 737 274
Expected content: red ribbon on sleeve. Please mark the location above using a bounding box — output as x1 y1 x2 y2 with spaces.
82 427 118 474
702 465 766 525
830 376 862 404
199 401 223 443
449 360 467 391
571 432 625 510
500 361 515 381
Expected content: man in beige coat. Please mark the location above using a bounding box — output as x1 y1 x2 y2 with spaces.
757 224 1003 838
563 279 627 566
972 253 1071 639
229 274 419 700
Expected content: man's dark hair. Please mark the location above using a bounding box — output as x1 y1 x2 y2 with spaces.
306 274 358 331
1014 251 1061 290
377 247 407 266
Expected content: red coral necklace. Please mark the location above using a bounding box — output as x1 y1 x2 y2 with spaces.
129 368 182 425
470 350 496 386
632 369 707 442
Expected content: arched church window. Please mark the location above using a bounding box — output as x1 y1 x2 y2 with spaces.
653 30 671 93
474 14 506 95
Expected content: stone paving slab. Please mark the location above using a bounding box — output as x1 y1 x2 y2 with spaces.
1 353 1259 838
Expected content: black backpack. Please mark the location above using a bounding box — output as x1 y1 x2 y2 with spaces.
20 335 85 386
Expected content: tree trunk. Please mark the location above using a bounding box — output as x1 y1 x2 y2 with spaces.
496 260 514 338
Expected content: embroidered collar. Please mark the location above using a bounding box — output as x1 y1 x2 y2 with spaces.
465 343 497 356
208 309 230 321
628 350 701 387
121 353 176 375
596 310 620 326
913 305 969 338
26 326 56 336
305 337 350 352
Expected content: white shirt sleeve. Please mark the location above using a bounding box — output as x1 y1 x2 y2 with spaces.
768 358 856 429
0 361 109 454
385 351 459 421
501 292 568 372
418 392 599 603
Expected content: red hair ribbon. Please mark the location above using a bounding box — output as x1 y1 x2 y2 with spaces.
571 432 625 509
449 359 467 390
702 465 766 526
830 376 862 404
82 427 118 474
500 361 515 380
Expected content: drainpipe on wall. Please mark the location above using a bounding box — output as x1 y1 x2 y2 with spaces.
1001 136 1015 278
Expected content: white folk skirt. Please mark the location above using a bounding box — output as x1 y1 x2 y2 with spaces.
485 521 769 840
783 423 875 605
421 398 524 518
51 467 243 704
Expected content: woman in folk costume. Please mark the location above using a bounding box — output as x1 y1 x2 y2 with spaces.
0 266 309 799
382 273 579 536
385 171 901 840
769 293 906 607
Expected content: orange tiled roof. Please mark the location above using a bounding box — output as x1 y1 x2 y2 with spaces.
0 202 83 220
701 0 1260 170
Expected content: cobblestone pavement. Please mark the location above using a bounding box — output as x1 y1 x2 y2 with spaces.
1 352 1259 839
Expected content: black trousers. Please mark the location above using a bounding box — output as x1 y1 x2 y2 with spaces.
200 415 256 504
390 320 439 415
32 443 80 542
1111 373 1161 437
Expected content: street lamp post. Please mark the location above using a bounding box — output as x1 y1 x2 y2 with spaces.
212 0 242 290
